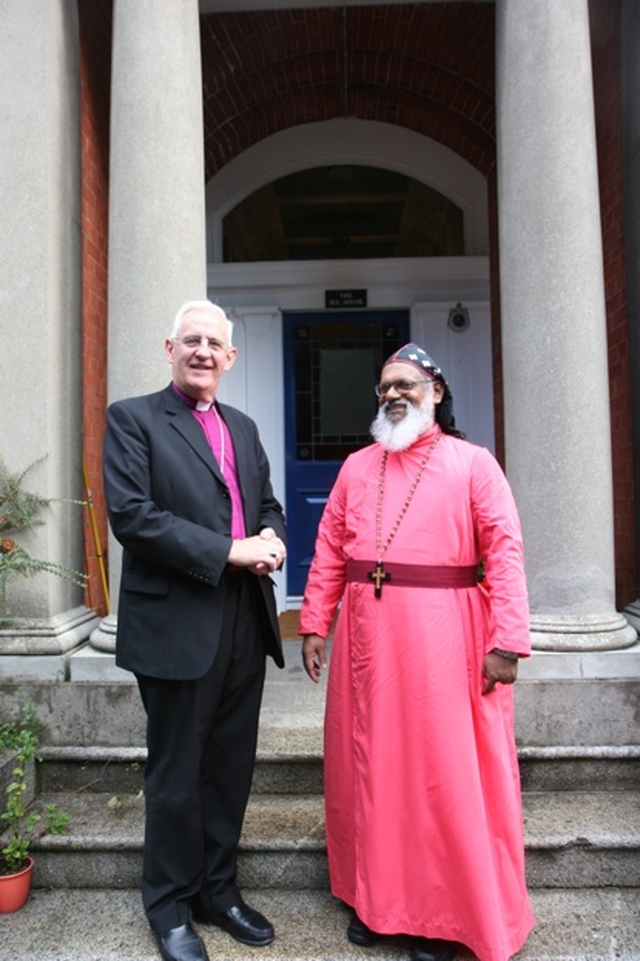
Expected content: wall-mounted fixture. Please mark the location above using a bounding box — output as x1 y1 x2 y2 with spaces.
447 302 470 332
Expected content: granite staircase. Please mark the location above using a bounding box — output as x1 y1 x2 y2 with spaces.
0 650 639 961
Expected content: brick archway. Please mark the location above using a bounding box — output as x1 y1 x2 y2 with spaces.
200 4 496 180
205 119 489 263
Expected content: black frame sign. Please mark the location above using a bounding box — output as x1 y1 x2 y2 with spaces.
325 289 368 309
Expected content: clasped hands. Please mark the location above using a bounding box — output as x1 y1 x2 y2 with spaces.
227 527 287 575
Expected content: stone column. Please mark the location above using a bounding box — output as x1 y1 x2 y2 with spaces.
90 0 206 653
495 0 635 650
0 0 99 674
621 0 640 631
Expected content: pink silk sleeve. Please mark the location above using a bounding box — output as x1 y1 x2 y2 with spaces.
471 446 531 657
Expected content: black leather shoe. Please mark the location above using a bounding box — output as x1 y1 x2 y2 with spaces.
193 899 275 946
347 911 378 946
411 937 457 961
154 923 209 961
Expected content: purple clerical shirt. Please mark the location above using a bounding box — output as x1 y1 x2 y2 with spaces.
171 383 246 540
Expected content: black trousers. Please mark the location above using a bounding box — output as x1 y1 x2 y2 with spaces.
136 574 267 931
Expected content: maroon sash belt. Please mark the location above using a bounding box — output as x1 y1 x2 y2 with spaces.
346 559 478 588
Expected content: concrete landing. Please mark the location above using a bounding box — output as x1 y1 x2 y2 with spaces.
0 887 638 961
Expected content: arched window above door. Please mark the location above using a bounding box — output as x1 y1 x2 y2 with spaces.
222 165 464 262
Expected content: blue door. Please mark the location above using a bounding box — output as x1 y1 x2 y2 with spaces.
283 311 410 596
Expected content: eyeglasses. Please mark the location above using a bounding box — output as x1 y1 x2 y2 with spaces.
172 335 226 352
374 378 432 397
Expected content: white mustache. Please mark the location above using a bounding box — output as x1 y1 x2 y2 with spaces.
383 399 408 413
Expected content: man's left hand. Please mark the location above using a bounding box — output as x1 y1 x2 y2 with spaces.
482 650 518 695
228 528 286 576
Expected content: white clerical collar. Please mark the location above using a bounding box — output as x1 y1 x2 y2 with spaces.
195 400 214 411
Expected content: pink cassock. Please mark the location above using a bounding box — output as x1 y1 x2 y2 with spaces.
299 425 535 961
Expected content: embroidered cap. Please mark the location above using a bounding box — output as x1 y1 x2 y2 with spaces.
382 343 445 382
382 343 460 435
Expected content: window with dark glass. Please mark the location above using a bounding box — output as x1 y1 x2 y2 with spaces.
223 165 464 262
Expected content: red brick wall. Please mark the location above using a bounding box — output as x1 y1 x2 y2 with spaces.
78 0 112 616
590 0 636 606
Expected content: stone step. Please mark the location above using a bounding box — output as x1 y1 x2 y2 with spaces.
0 886 637 961
30 791 327 892
518 745 640 792
37 728 327 797
37 741 640 796
28 788 640 892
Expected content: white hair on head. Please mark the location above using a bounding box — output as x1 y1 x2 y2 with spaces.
170 300 234 345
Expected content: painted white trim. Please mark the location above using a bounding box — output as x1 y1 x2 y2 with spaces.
208 256 490 309
205 119 489 260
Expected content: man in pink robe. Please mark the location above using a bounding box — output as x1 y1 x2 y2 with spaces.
299 344 534 961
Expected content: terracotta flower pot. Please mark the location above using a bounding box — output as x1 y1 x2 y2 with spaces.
0 857 34 913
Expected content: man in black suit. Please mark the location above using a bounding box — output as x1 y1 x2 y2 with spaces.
103 300 287 961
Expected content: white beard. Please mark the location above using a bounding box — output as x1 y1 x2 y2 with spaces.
370 394 437 451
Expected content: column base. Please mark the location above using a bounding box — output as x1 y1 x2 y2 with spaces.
623 597 640 632
89 612 117 653
530 612 637 651
0 606 100 681
0 605 99 656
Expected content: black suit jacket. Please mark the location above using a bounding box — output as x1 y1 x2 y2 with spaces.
103 385 286 680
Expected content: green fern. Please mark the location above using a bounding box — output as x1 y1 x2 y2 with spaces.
0 456 87 621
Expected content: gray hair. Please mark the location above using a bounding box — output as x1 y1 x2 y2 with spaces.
170 300 234 345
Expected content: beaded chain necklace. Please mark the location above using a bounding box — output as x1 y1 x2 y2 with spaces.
369 426 442 597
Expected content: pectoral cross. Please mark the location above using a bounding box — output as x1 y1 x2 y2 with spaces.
368 560 391 598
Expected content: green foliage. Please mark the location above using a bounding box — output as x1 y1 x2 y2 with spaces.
0 455 87 621
0 456 50 536
107 788 143 814
0 697 40 758
0 699 71 875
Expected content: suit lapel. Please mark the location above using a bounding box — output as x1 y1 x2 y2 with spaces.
162 386 225 485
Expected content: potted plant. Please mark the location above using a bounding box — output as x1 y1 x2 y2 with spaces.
0 455 87 624
0 699 70 912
